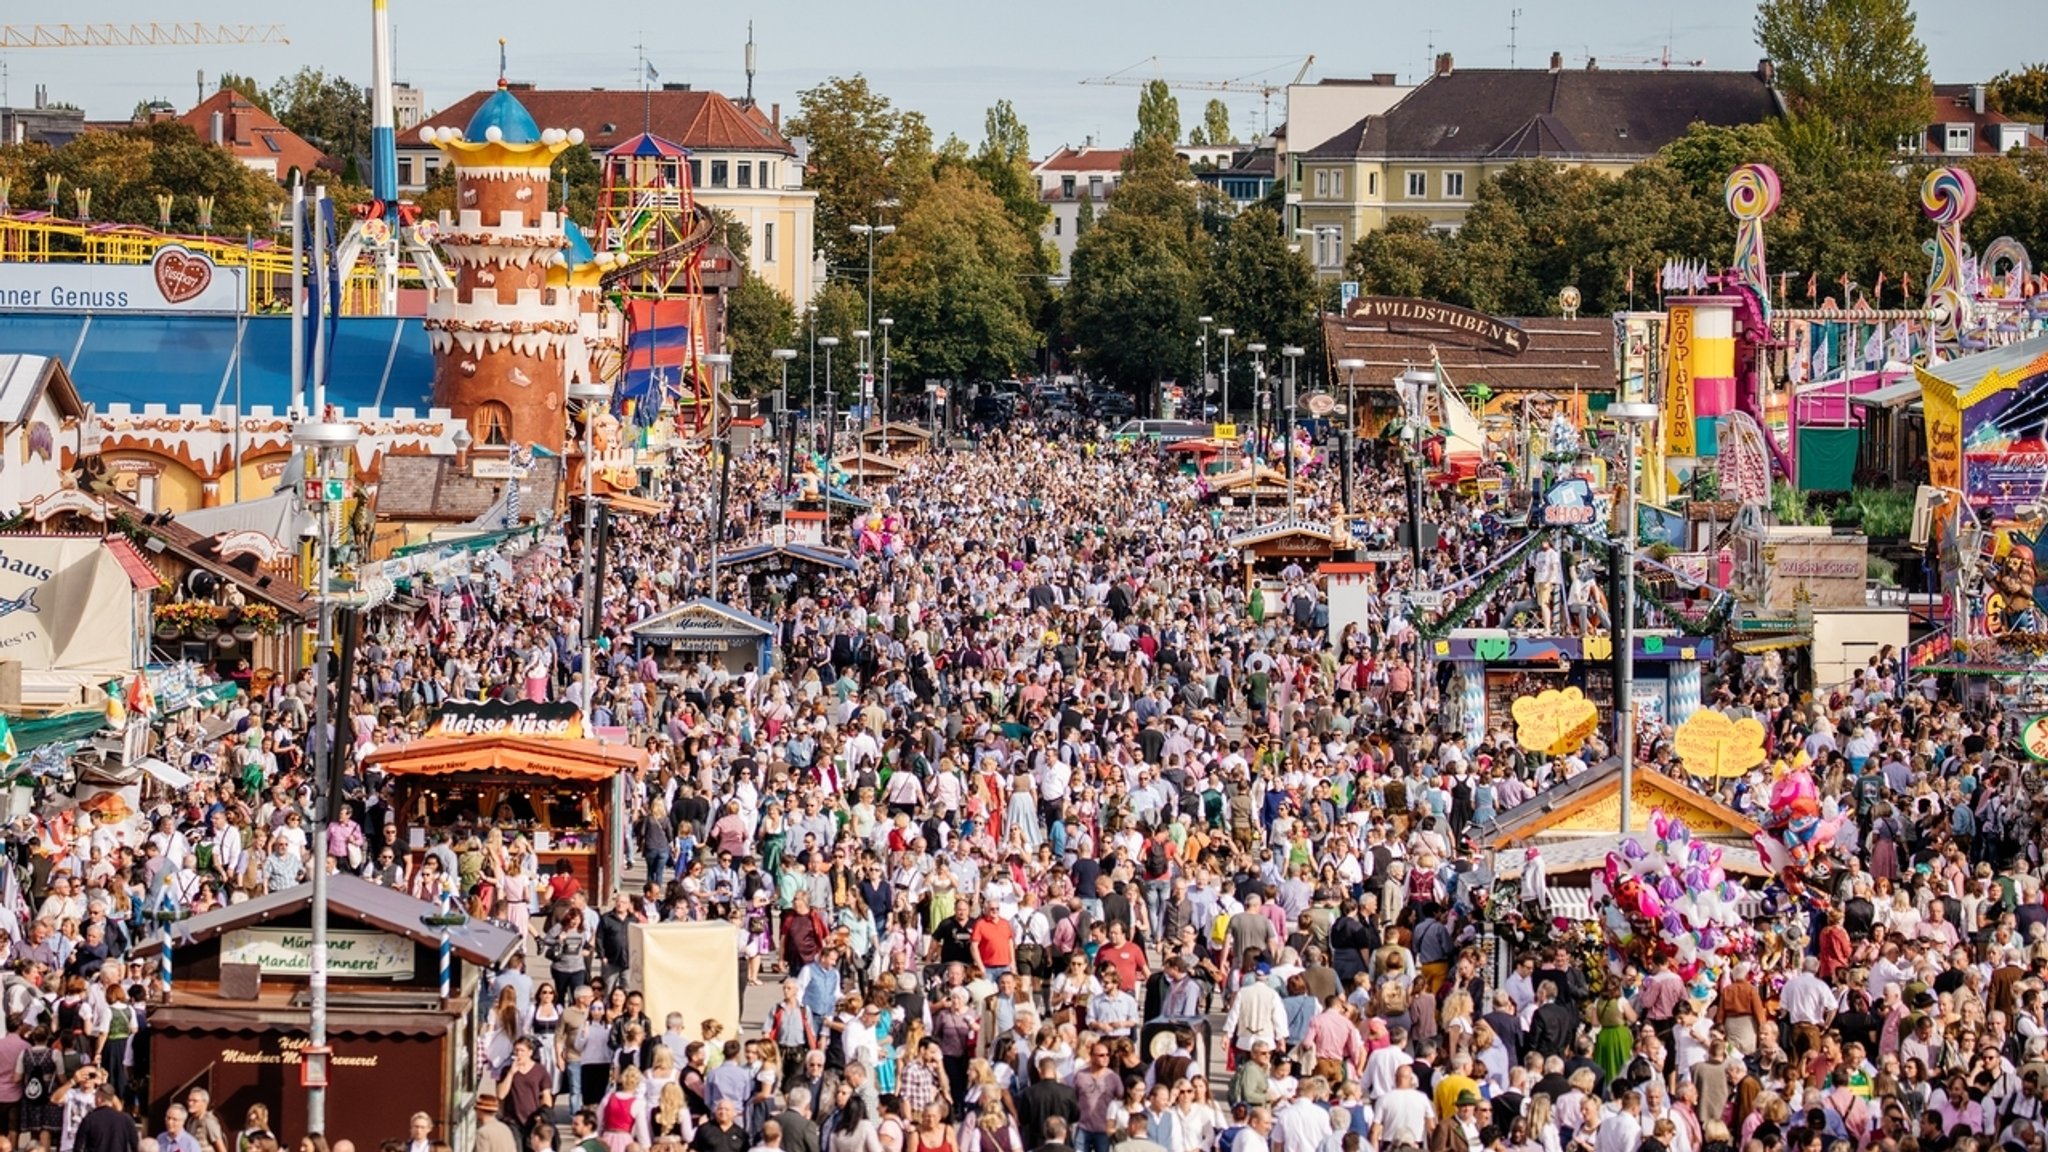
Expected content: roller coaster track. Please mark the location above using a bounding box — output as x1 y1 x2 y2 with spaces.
599 203 716 290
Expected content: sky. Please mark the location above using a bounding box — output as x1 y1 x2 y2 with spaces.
2 0 2033 155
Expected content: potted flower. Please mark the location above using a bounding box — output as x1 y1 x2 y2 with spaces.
153 601 220 636
241 604 282 637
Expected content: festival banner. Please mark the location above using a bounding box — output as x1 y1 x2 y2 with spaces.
424 700 588 740
1664 306 1697 456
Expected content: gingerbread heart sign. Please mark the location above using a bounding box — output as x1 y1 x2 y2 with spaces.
151 245 215 306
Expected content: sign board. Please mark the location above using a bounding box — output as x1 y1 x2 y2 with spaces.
2023 716 2048 762
1342 295 1528 356
1339 281 1360 307
0 245 247 314
1214 423 1238 441
1541 478 1599 526
1304 392 1337 417
221 927 416 979
425 700 588 740
1408 590 1444 612
1672 708 1767 777
471 458 522 479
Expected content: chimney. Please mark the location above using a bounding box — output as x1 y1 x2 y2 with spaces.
1372 72 1398 85
1972 84 1986 115
1549 52 1564 73
1758 58 1776 86
771 102 781 134
1585 58 1599 71
210 111 224 145
1435 52 1454 77
33 85 45 110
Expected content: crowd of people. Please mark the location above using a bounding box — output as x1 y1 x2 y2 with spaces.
0 413 2038 1152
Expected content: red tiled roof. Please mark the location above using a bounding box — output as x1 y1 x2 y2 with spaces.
1034 147 1129 173
416 88 794 156
1922 84 2048 155
177 90 331 178
101 536 162 590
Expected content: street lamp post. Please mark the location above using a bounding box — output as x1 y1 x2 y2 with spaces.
1281 346 1304 499
292 416 359 1137
819 336 840 525
703 354 734 599
1245 342 1268 451
568 382 610 711
850 220 895 413
1336 357 1366 513
772 349 797 523
1606 401 1660 836
1198 315 1213 419
852 330 872 428
879 317 892 426
1217 328 1235 427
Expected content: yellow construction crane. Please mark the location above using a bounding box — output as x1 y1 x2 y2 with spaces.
0 23 288 49
1081 54 1315 131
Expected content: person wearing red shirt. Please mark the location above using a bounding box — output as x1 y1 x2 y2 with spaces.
1816 906 1853 981
1095 921 1146 993
971 904 1016 979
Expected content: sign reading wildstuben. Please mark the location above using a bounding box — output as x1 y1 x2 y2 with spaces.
1342 296 1528 357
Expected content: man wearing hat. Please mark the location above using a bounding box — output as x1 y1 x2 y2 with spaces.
473 1094 518 1152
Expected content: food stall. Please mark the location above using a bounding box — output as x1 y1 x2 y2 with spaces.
364 702 649 898
130 874 520 1151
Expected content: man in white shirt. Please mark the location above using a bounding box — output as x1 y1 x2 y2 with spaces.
1229 1107 1275 1152
1271 1082 1333 1152
1592 1090 1642 1152
1370 1067 1434 1152
1363 1026 1413 1099
1781 956 1839 1058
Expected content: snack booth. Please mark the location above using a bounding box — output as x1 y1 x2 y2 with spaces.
364 702 648 897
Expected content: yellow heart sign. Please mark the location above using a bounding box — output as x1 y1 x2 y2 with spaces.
1671 708 1768 778
1512 687 1600 753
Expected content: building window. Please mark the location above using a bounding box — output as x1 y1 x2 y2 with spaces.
1444 171 1465 198
763 221 776 262
1331 170 1344 198
1406 171 1426 198
1053 216 1062 236
761 162 774 187
1945 125 1972 152
737 162 752 188
689 160 702 188
472 402 512 448
1314 170 1328 198
1368 171 1378 197
710 160 729 187
1061 175 1075 199
1316 227 1344 269
1089 175 1104 198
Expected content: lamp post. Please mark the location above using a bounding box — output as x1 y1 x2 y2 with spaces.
819 336 840 525
850 220 895 413
805 302 819 451
1281 345 1304 499
772 349 797 523
878 317 893 426
1336 357 1365 513
1245 342 1268 452
852 330 872 428
1605 401 1659 836
1217 328 1235 427
292 416 359 1137
568 382 609 710
702 355 734 599
1198 315 1213 420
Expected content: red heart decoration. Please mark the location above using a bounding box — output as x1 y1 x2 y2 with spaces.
153 247 214 305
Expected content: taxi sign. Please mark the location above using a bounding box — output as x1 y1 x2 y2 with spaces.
1214 423 1238 440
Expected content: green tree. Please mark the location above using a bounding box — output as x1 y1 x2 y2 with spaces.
725 273 797 399
1134 80 1181 148
1755 0 1931 160
547 143 601 230
798 280 866 405
215 73 274 113
414 161 457 220
1990 64 2048 125
1449 162 1609 315
39 120 282 233
1206 205 1318 399
972 100 1047 239
786 75 906 268
1202 99 1235 146
705 207 753 272
1342 216 1452 299
1066 213 1201 404
1075 188 1096 239
876 167 1039 383
268 67 369 177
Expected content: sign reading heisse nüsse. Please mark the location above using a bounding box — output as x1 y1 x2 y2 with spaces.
0 246 246 314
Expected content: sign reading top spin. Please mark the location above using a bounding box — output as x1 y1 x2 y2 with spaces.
0 245 246 314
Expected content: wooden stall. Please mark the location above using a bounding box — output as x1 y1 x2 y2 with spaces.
130 875 520 1152
364 702 649 899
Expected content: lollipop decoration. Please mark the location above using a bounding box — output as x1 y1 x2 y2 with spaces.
1724 164 1781 313
1923 167 1979 344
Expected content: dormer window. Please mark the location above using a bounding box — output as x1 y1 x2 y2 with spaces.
1946 124 1973 152
1061 175 1075 199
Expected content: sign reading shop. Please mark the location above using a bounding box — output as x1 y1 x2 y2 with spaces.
0 245 247 315
425 700 587 740
1343 296 1528 357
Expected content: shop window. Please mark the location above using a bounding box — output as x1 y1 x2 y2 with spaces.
473 402 512 448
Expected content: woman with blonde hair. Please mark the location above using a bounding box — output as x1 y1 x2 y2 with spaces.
650 1081 692 1141
642 1043 680 1103
963 1094 1022 1152
1523 1094 1561 1152
598 1065 651 1152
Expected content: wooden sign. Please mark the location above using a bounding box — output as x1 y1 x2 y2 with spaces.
1672 708 1767 777
1511 686 1599 753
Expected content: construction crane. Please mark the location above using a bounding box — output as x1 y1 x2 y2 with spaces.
0 23 289 49
1589 45 1703 69
1082 54 1315 132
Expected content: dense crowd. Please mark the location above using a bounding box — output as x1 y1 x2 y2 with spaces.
2 417 2037 1152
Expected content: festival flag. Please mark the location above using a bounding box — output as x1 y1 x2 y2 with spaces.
1625 266 1635 297
1810 327 1830 380
1863 325 1883 369
1777 270 1790 304
1806 272 1818 301
123 673 155 721
1890 321 1912 363
1900 270 1912 300
1873 272 1888 305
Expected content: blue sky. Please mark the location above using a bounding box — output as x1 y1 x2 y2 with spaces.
4 0 2032 155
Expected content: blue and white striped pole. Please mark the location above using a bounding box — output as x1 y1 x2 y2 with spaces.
160 893 175 999
438 931 452 1000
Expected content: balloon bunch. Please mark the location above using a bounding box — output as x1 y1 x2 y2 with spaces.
1750 762 1849 904
1592 810 1755 998
857 507 908 555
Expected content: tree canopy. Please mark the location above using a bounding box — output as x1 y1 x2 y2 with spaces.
1755 0 1931 160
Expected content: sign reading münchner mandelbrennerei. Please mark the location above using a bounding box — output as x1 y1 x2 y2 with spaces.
221 927 417 979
